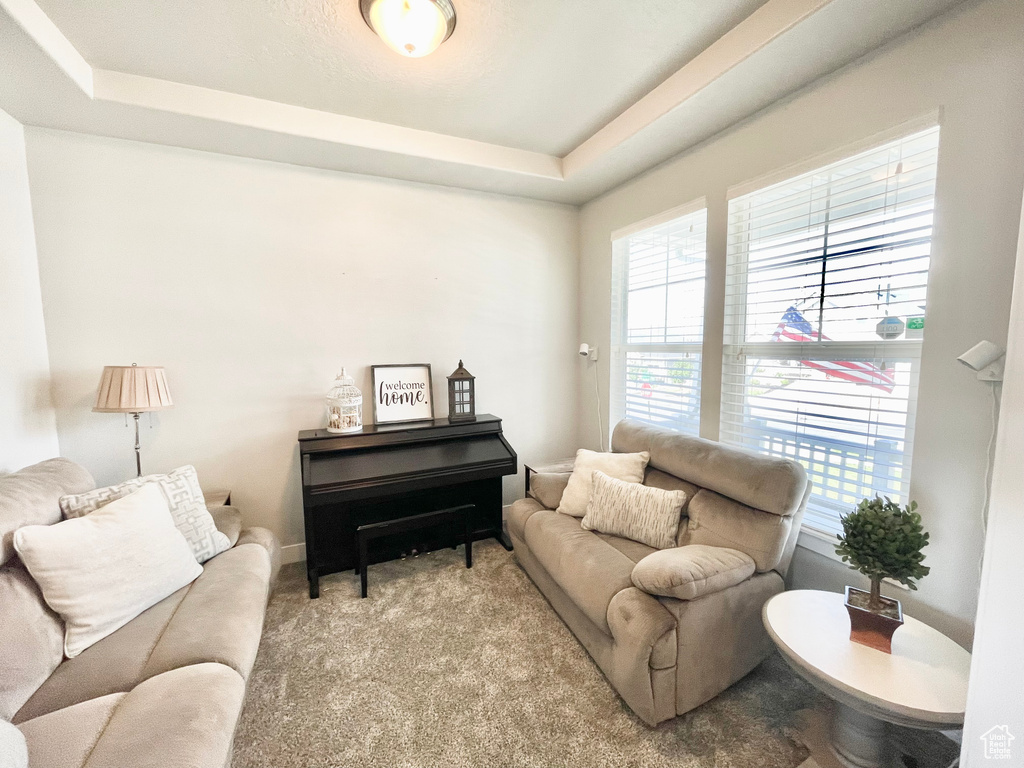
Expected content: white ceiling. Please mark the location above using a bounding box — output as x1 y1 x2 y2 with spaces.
0 0 966 204
29 0 770 156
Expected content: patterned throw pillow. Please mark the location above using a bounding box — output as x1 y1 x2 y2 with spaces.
555 449 650 518
581 470 687 550
59 466 230 564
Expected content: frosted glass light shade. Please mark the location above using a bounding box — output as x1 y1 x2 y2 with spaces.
360 0 456 58
93 365 173 413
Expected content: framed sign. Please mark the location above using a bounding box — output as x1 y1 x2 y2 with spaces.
371 364 435 425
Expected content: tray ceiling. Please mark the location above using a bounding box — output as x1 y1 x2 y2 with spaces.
0 0 966 203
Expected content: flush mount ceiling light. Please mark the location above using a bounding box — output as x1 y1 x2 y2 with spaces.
359 0 456 58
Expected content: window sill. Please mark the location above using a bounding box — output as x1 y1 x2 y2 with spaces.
797 526 844 563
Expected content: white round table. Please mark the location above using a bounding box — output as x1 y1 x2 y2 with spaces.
763 590 971 768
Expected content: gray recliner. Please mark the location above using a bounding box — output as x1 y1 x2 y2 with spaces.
508 419 810 726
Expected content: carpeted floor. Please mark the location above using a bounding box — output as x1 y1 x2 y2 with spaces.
233 539 829 768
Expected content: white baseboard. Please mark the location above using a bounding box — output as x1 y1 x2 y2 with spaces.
281 542 306 565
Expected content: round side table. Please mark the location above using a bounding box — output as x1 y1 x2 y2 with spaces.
763 590 970 768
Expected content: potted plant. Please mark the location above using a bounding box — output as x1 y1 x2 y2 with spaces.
835 496 930 653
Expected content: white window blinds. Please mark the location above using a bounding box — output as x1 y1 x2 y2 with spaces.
611 205 707 436
721 127 940 536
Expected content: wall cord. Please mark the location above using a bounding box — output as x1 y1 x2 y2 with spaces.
979 381 1000 580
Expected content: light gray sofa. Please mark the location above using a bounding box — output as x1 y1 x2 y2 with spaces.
0 458 280 768
508 420 810 726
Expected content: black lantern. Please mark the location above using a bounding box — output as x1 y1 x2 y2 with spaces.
447 360 476 422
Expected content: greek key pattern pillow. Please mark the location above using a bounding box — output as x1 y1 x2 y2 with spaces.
581 470 687 550
59 466 230 564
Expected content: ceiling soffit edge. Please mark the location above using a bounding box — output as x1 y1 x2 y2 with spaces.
0 0 837 187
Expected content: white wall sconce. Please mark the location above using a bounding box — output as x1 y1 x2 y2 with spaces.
958 340 1005 382
579 343 599 362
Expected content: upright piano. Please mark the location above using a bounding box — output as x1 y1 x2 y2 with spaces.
298 414 517 598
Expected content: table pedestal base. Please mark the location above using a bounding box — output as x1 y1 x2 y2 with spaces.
831 703 885 767
794 705 892 768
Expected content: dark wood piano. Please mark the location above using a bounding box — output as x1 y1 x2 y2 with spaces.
298 414 517 598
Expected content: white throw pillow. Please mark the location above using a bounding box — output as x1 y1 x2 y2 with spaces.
14 484 203 658
59 465 230 564
0 719 28 768
581 471 687 549
556 449 650 518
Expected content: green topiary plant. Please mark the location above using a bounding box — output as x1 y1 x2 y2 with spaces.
835 496 930 612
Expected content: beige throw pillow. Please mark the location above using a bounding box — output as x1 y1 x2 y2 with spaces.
60 465 230 564
14 484 203 658
631 544 755 600
556 449 650 518
581 471 686 549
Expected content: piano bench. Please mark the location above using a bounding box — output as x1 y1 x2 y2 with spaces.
355 504 475 598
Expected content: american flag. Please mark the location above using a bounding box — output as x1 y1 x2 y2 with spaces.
772 306 896 393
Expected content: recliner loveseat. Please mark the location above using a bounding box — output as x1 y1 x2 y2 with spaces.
508 420 810 726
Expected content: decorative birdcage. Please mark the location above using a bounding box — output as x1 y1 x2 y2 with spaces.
326 368 363 433
447 360 476 422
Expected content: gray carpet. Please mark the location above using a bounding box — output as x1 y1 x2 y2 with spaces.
232 540 829 767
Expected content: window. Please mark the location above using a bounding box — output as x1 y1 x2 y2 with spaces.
611 204 707 436
721 127 940 536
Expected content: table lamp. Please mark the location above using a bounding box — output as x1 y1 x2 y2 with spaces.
93 364 173 477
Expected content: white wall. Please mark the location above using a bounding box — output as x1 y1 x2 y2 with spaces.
577 0 1024 647
960 176 1024 767
24 130 579 560
0 107 59 471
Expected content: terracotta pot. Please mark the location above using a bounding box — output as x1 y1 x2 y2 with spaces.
844 585 904 653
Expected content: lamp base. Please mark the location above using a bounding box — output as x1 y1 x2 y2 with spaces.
133 412 143 477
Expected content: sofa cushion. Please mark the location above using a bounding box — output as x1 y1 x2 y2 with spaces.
236 527 282 586
0 458 94 566
14 484 203 658
523 510 634 634
685 489 792 573
84 664 245 768
142 541 273 680
556 449 649 518
528 472 571 510
17 693 124 768
593 532 657 564
13 586 186 723
582 471 687 549
506 497 545 542
14 538 274 722
0 563 64 720
642 468 700 499
18 664 244 768
631 545 756 600
209 505 243 547
60 466 231 564
612 420 807 517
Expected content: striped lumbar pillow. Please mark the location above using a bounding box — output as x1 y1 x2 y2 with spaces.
581 470 687 550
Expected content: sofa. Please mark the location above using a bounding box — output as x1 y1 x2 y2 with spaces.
508 420 810 726
0 458 281 768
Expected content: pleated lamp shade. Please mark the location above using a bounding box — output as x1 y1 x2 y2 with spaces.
93 365 174 413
